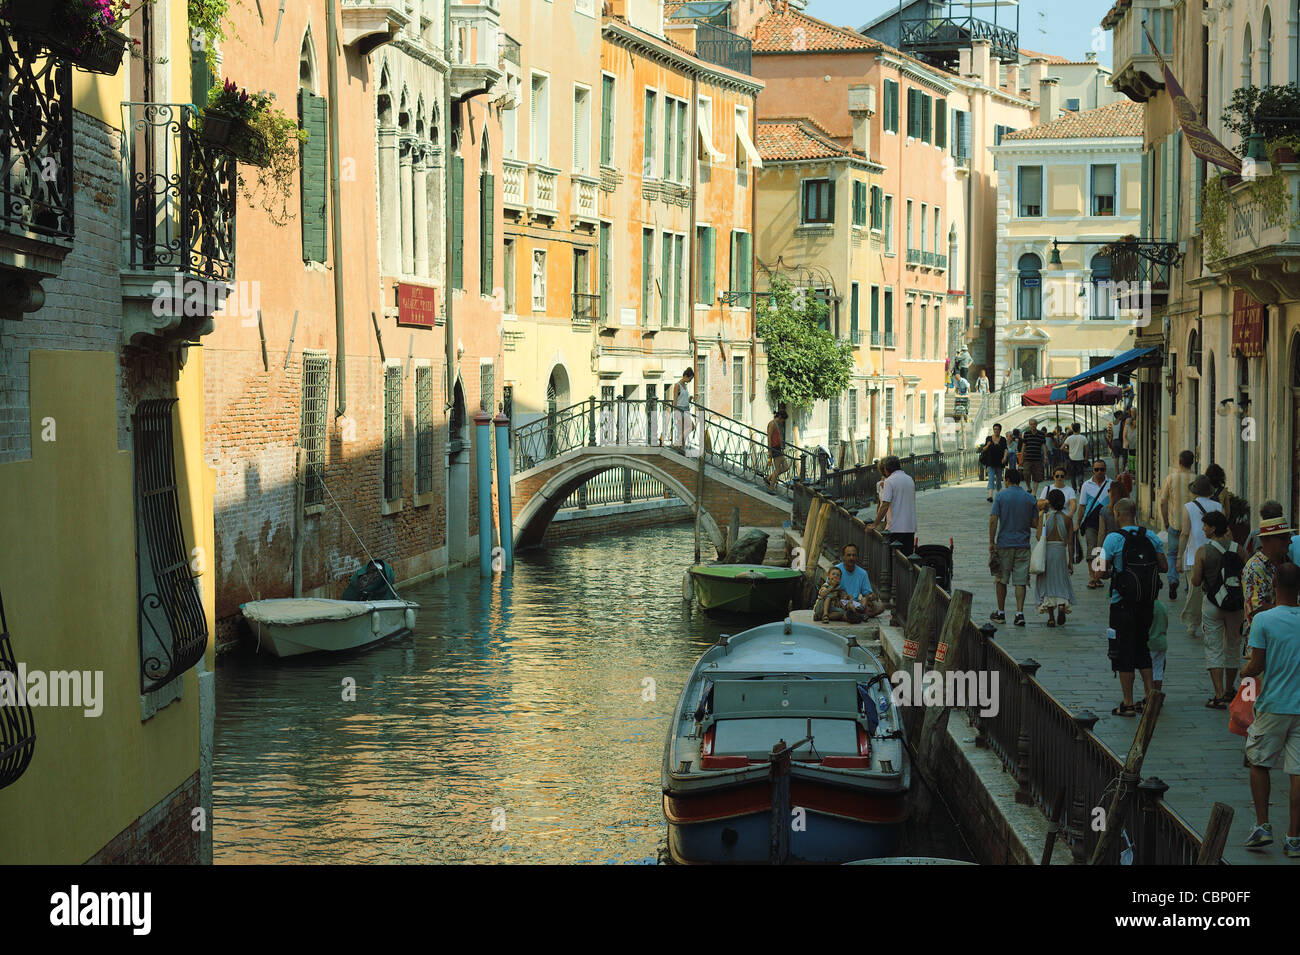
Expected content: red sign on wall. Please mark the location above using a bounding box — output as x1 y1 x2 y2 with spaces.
397 283 439 328
1232 289 1265 358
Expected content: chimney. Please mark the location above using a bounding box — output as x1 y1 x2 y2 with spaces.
970 39 992 87
848 85 875 156
1026 56 1049 102
1086 51 1098 63
1038 77 1061 123
959 47 972 77
1005 60 1020 93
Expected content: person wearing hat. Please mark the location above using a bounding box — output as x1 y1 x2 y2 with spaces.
1178 474 1223 643
1245 512 1297 641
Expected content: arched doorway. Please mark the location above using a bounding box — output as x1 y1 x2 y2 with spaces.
545 365 569 457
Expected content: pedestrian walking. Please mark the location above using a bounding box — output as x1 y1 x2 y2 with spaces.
1179 474 1224 644
765 408 790 490
954 373 970 396
1244 514 1294 641
1101 497 1167 717
1245 500 1284 557
1064 421 1090 490
1156 450 1196 600
989 467 1039 627
1006 428 1021 470
1189 509 1245 708
1078 460 1113 589
1206 462 1251 547
1034 488 1075 627
672 367 694 451
1240 561 1300 857
975 370 989 394
871 455 917 557
1110 411 1129 474
1020 418 1047 491
981 423 1008 502
1037 464 1078 522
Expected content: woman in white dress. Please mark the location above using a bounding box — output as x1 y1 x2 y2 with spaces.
1035 488 1076 627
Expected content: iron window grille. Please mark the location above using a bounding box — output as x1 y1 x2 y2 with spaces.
480 363 494 414
134 399 208 694
299 355 330 506
0 585 36 791
416 365 435 496
383 365 403 502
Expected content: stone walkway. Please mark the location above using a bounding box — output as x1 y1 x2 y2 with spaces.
911 480 1292 866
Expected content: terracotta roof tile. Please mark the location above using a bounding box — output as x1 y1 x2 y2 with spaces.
755 118 855 161
1002 100 1144 141
753 8 872 53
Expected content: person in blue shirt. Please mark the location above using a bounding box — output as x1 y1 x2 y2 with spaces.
1241 561 1300 856
988 468 1039 627
834 543 883 620
1288 534 1300 567
1101 498 1168 718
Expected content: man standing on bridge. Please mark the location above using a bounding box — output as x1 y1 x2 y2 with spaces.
766 409 790 491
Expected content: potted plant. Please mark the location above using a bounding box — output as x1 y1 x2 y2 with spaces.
0 0 140 76
1222 83 1300 147
199 80 272 165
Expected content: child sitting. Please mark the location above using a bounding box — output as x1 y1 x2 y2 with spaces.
815 567 881 623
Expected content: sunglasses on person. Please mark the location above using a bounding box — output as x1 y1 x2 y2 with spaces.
1093 466 1106 472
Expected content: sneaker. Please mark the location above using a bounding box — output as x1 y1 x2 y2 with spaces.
1286 836 1300 858
990 611 1006 623
1168 580 1178 600
1014 612 1026 627
1244 823 1274 850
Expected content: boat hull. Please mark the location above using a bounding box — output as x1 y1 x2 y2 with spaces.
242 599 418 658
688 565 802 615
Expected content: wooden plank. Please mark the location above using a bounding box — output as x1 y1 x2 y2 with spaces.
1041 786 1068 866
1089 690 1165 865
802 501 833 606
1195 802 1234 865
916 588 969 756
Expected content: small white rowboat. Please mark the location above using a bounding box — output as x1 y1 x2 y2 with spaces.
240 598 418 658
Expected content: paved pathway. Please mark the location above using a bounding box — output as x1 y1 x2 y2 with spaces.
913 480 1292 866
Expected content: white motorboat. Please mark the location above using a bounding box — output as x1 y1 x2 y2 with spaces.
240 598 418 658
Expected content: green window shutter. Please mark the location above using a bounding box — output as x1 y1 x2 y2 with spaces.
740 231 752 307
921 95 932 143
891 83 900 132
936 100 946 149
643 91 655 175
729 230 739 298
601 75 614 166
450 155 464 289
641 230 653 323
480 173 494 296
299 89 328 263
191 46 213 109
850 283 859 338
703 227 716 304
827 182 836 222
662 232 672 325
870 286 879 335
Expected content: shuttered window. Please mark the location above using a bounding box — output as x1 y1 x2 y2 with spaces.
673 234 684 325
642 228 654 323
599 221 611 320
935 99 946 148
956 110 971 158
299 89 328 263
573 86 590 173
870 185 883 230
661 231 672 325
600 74 614 166
870 285 879 337
852 181 867 226
850 282 859 341
921 94 932 143
883 79 899 133
450 154 464 288
696 225 716 304
728 230 751 306
643 90 656 177
191 46 213 111
480 170 494 295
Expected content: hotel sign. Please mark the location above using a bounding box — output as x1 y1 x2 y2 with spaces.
397 283 439 328
1232 290 1266 357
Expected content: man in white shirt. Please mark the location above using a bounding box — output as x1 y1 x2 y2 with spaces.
1063 422 1090 491
1156 450 1195 599
872 455 917 557
1178 473 1224 644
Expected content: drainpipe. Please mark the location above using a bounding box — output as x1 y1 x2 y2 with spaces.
689 73 698 376
444 4 455 397
327 0 347 416
749 94 756 407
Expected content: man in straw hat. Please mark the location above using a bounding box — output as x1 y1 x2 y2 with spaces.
1244 510 1297 642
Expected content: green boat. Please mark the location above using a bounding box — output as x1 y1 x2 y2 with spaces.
687 563 803 616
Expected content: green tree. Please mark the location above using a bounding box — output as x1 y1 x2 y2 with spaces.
756 276 854 419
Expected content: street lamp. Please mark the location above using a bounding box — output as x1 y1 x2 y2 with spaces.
1245 129 1272 178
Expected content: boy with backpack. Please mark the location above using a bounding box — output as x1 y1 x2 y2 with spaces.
1101 498 1168 717
1190 509 1245 709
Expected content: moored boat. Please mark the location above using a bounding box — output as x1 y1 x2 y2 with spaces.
662 618 909 864
240 598 418 658
687 563 802 615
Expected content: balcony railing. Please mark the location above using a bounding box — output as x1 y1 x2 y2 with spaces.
1108 240 1180 309
122 103 236 283
906 247 923 266
571 172 598 223
500 33 520 67
694 22 752 75
1 32 74 242
870 329 881 346
851 329 863 346
884 329 896 348
572 292 599 324
502 158 527 209
530 164 559 217
900 14 1018 65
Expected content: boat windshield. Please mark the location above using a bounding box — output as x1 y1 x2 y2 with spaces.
713 718 858 758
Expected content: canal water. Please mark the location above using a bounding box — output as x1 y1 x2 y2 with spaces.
213 523 972 864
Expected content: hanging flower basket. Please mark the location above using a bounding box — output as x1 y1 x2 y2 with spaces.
0 0 131 76
70 26 129 76
200 110 270 167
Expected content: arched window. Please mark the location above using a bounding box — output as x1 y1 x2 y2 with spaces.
1262 7 1274 85
1090 253 1113 319
299 29 317 92
1018 252 1042 320
1243 24 1254 89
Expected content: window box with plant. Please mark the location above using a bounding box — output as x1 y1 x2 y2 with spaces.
0 0 137 75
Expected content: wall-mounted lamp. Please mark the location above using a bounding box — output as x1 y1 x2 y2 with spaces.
1217 397 1237 417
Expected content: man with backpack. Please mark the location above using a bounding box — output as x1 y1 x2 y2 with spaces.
1101 498 1168 717
1190 509 1245 709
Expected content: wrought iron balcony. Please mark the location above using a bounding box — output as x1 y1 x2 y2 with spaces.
870 329 881 347
692 22 752 75
120 103 237 348
900 13 1018 68
572 292 599 324
884 329 896 348
906 247 923 267
500 33 520 67
851 329 863 346
1106 239 1181 309
1 30 74 319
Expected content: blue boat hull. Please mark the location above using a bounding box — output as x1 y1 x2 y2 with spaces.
667 807 902 865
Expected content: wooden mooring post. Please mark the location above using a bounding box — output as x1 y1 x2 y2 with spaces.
1196 802 1234 865
910 589 971 825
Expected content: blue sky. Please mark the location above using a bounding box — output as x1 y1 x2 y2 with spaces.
802 1 1119 69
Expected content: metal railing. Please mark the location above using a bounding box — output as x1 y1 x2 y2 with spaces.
900 14 1018 63
792 485 1215 865
499 33 520 66
906 247 923 266
122 103 236 282
870 329 881 346
884 329 896 348
693 21 752 75
1 32 74 241
559 468 675 509
572 292 599 324
513 397 820 498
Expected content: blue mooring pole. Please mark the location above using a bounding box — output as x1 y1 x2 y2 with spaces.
493 411 514 571
474 410 494 575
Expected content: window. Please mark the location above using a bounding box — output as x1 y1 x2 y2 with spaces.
1065 97 1081 112
735 105 752 185
906 88 920 138
935 98 946 148
870 285 879 341
870 185 883 230
1262 8 1273 85
920 203 927 252
573 85 591 173
696 225 716 303
883 79 899 133
852 181 868 227
530 73 550 164
383 364 403 502
415 364 434 495
906 300 914 357
932 307 940 359
1243 24 1253 89
883 195 894 249
729 230 752 306
883 288 894 345
450 151 464 287
300 354 330 506
600 74 615 166
1018 252 1042 320
695 354 708 408
732 356 745 419
503 238 516 313
906 199 913 250
954 110 970 159
599 221 611 321
828 393 840 443
299 89 328 263
574 247 590 301
503 100 517 159
933 207 940 254
921 94 932 143
642 228 654 324
848 389 858 434
664 96 685 181
802 179 835 223
660 231 672 326
673 234 685 325
1090 253 1114 319
1091 164 1116 216
643 89 658 177
920 392 927 424
885 386 895 425
1018 165 1043 217
920 302 927 357
480 137 494 296
850 282 859 343
677 100 688 182
532 248 546 310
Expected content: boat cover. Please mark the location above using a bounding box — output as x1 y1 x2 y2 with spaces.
241 599 372 626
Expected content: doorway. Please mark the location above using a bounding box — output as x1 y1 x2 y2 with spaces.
447 378 470 564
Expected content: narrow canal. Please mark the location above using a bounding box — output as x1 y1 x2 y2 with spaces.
213 523 972 863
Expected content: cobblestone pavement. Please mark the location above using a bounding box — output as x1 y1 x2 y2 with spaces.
912 480 1293 866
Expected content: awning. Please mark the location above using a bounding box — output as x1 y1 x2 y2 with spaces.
1050 346 1160 400
736 122 763 169
697 109 725 163
1023 381 1122 407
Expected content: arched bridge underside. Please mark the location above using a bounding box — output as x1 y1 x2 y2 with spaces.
512 446 793 551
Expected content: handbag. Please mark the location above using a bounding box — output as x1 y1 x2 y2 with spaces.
1229 678 1256 737
1029 526 1048 575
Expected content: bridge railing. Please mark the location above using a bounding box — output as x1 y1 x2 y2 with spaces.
512 397 818 498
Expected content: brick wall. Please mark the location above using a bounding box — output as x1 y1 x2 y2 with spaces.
85 771 201 864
